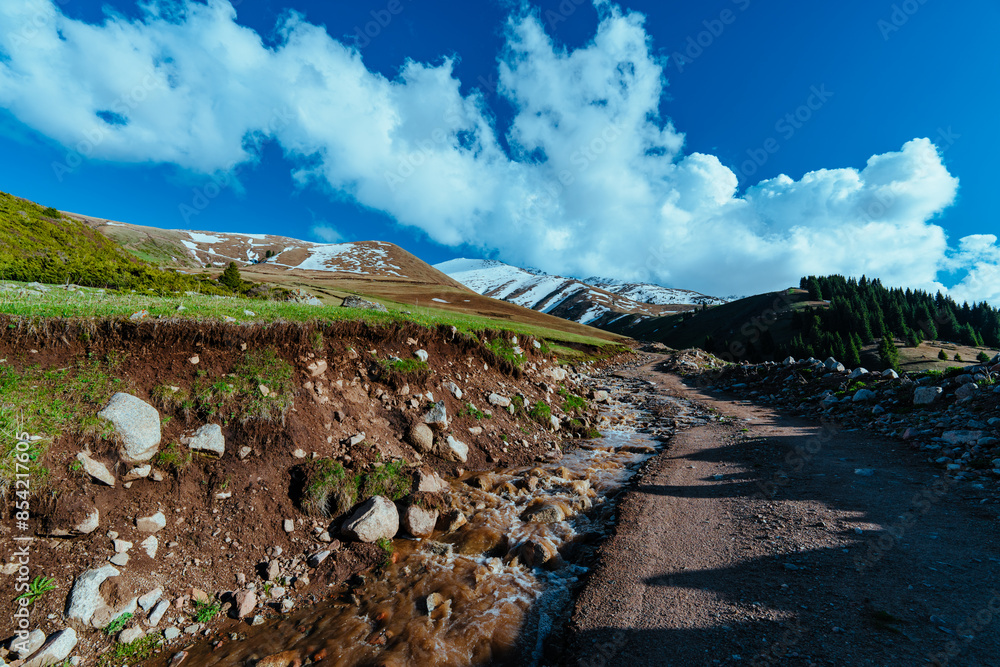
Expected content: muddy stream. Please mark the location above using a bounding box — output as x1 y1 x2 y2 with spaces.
172 379 706 667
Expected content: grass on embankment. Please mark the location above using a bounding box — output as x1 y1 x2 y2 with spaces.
0 280 618 349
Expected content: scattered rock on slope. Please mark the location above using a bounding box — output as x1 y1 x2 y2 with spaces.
98 393 162 463
341 496 399 543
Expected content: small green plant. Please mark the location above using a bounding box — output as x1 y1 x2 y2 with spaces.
458 402 486 419
311 330 325 351
155 443 192 473
96 632 162 667
380 358 428 374
977 351 991 364
938 349 948 361
360 458 409 502
69 460 82 473
103 612 133 635
192 599 221 623
561 393 588 414
234 349 295 422
16 576 56 605
528 400 551 426
954 353 963 362
303 458 357 517
376 536 395 568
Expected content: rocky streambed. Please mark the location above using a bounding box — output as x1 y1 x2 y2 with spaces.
143 365 716 667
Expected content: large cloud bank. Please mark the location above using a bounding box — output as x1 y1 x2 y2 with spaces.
1 0 996 301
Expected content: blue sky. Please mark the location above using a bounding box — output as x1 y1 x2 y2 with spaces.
1 0 998 301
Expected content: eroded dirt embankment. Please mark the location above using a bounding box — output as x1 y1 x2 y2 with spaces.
0 317 614 665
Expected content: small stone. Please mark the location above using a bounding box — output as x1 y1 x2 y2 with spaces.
77 452 116 487
283 519 295 533
110 553 130 566
234 590 257 619
137 512 167 533
266 560 280 581
163 627 181 640
124 465 152 481
414 349 429 362
119 626 145 644
341 496 399 543
409 423 435 452
21 629 77 667
402 505 439 538
440 435 468 463
188 424 225 456
443 381 462 400
238 446 253 460
114 539 133 553
308 550 332 567
189 356 200 365
292 448 308 458
141 536 159 558
13 628 45 659
138 588 162 611
488 393 511 408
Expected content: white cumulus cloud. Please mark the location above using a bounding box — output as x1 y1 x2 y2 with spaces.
0 0 994 301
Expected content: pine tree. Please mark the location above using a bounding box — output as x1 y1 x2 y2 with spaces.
878 335 900 372
845 336 862 367
938 349 948 361
807 277 823 301
219 262 243 290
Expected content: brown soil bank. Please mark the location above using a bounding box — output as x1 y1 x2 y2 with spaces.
0 316 612 665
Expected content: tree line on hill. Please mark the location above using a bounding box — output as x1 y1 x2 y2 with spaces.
703 275 999 370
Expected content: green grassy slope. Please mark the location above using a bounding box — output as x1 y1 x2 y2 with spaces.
0 191 232 295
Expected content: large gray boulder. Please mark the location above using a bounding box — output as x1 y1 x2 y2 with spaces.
66 565 120 626
913 386 943 405
188 424 225 456
99 393 161 463
341 496 399 543
22 628 77 667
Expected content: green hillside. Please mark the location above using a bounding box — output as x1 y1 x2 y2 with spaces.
633 276 1000 371
0 191 233 295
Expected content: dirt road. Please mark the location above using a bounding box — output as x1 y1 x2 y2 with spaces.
564 357 1000 667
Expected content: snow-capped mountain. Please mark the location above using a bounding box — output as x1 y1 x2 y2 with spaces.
584 277 727 307
435 258 724 328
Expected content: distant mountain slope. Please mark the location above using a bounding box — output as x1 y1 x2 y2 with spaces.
58 211 624 342
436 258 723 329
583 276 726 307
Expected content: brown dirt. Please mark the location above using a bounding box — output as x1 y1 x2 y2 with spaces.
563 355 1000 667
0 316 606 664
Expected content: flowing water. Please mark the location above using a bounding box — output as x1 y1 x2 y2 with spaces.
176 385 702 667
